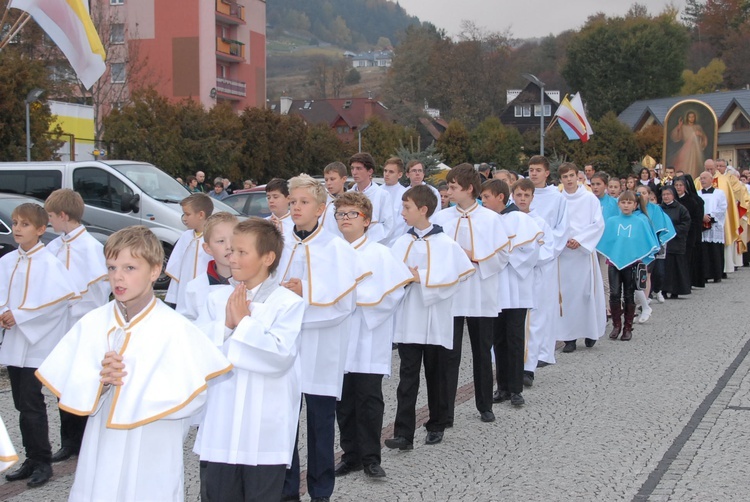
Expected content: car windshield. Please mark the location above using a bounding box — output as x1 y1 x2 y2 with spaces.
110 163 190 203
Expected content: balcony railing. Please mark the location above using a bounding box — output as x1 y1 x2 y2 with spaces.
216 37 244 59
216 77 246 97
216 0 245 23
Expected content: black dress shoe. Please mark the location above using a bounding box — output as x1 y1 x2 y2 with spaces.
363 463 386 478
493 390 510 403
536 361 550 368
311 498 330 502
51 446 77 463
523 371 534 387
480 411 495 422
584 338 596 348
280 496 301 502
5 459 34 482
424 431 444 445
562 340 577 353
510 393 525 406
384 436 413 450
334 461 363 477
27 463 52 488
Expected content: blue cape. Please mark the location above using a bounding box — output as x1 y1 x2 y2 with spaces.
638 203 676 247
598 194 620 221
597 213 660 269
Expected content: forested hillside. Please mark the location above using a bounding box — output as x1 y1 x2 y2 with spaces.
266 0 421 48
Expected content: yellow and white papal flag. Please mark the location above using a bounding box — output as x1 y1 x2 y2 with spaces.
10 0 106 89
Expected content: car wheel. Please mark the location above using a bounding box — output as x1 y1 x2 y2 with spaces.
155 242 173 290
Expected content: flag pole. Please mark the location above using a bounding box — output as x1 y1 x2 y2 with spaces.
0 11 31 51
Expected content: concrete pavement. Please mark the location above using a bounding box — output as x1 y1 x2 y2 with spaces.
1 269 749 501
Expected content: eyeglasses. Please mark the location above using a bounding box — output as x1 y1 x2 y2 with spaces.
334 211 366 220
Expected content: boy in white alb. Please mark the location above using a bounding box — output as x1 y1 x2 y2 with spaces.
195 219 305 501
349 152 394 244
320 161 348 238
37 226 231 502
179 212 238 321
382 156 409 246
385 185 474 450
0 203 79 488
265 177 294 242
165 192 213 309
527 155 570 367
432 164 509 424
45 189 110 463
278 175 365 502
480 179 542 405
557 163 606 353
333 192 412 479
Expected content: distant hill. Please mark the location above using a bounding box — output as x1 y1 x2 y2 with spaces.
266 0 421 49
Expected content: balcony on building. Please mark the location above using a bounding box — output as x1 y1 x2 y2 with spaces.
216 0 245 25
216 77 246 99
216 37 245 62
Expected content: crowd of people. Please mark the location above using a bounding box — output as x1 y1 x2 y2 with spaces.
0 152 747 502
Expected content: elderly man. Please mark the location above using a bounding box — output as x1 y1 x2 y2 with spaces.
716 158 750 268
705 159 743 275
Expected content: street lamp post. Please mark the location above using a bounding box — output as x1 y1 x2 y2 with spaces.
358 123 370 153
25 88 44 162
522 73 545 156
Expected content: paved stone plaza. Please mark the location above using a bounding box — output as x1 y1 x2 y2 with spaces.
1 269 749 501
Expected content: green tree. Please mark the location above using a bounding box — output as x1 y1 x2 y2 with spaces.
469 117 523 169
436 119 470 166
681 58 726 95
359 116 413 167
563 8 689 119
306 123 351 173
394 142 443 179
0 50 63 161
635 124 664 162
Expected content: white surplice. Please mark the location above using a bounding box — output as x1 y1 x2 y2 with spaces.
0 416 18 473
700 188 727 243
277 225 366 399
350 182 395 244
178 262 229 321
0 242 79 368
194 278 305 467
36 298 232 502
46 225 110 323
557 186 606 342
164 229 211 308
347 235 413 376
524 215 556 373
267 212 295 246
390 226 475 349
529 185 570 365
432 203 510 317
319 193 344 239
497 211 543 310
382 182 408 246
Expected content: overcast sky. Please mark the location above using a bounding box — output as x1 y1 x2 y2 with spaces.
397 0 689 39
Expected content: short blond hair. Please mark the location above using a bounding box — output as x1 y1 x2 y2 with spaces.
181 193 214 218
104 226 164 268
203 212 238 243
45 189 85 222
288 173 326 204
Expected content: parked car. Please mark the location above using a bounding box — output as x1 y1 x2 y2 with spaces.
0 193 111 258
0 160 241 288
223 185 271 218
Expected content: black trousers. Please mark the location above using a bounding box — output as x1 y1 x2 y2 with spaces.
494 309 527 395
445 317 495 418
609 264 636 305
392 343 449 442
282 393 336 499
702 241 724 281
7 366 51 464
200 461 286 502
336 372 384 467
58 408 87 451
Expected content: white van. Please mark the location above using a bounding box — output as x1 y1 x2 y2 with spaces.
0 160 240 287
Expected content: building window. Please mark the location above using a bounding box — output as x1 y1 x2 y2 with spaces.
522 105 531 117
110 0 124 5
514 105 523 117
111 63 126 83
733 114 750 131
544 104 551 116
110 23 125 44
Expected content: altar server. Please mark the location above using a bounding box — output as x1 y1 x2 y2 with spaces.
36 226 231 501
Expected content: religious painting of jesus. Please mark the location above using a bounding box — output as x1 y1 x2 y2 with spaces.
663 100 717 179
